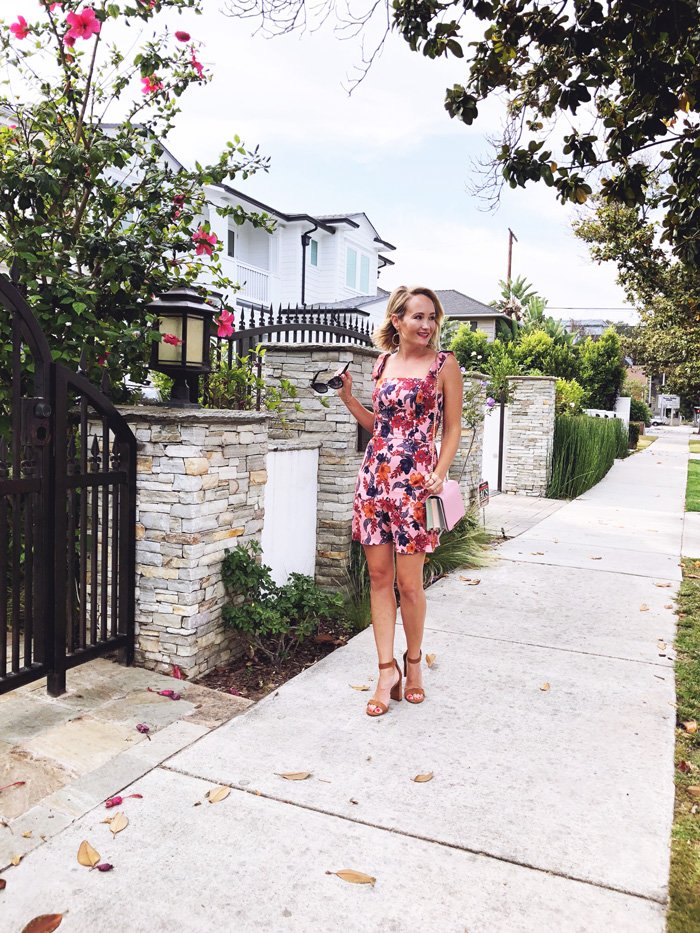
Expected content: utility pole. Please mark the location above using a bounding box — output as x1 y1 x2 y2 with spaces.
507 228 518 284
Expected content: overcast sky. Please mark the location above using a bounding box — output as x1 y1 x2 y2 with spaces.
9 1 635 322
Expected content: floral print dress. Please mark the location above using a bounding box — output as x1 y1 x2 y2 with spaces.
352 350 453 554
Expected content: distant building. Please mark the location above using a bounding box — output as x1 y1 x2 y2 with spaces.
564 319 609 340
433 289 513 343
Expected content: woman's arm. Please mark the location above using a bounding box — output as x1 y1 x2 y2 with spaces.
434 354 464 483
335 370 375 434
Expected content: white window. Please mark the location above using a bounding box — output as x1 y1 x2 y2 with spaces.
359 254 370 293
346 248 357 288
310 239 318 266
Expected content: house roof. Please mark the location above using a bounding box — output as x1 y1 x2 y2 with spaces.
310 289 390 312
435 289 512 320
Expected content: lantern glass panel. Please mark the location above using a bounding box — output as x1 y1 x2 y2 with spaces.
158 315 183 363
186 316 204 365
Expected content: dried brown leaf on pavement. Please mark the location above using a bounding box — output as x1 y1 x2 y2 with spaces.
413 772 434 783
589 556 602 560
326 869 376 886
0 878 5 890
21 831 32 838
206 786 231 803
77 840 100 868
350 685 369 691
682 721 698 734
11 855 21 866
540 683 550 691
21 915 63 933
459 576 471 581
640 604 649 611
467 579 480 585
655 582 672 588
109 812 128 836
275 772 311 781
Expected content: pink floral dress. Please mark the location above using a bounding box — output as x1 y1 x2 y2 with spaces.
352 350 453 554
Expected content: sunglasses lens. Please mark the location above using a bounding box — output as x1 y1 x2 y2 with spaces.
311 382 328 394
327 377 342 389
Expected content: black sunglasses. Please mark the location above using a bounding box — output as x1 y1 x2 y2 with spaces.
310 361 350 394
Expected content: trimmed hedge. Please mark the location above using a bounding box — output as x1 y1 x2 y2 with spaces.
629 421 641 448
548 414 629 499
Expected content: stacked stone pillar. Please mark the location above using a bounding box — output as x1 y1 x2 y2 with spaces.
503 376 556 496
118 407 270 677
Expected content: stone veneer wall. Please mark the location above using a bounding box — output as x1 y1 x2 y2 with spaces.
117 407 270 678
503 375 556 496
262 344 379 588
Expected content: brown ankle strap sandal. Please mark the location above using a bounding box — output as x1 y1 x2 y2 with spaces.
403 650 425 704
366 659 402 717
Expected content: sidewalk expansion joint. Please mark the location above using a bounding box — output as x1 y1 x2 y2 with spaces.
158 761 668 907
421 626 674 669
497 555 682 581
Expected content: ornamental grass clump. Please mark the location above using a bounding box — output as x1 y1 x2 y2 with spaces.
548 414 629 500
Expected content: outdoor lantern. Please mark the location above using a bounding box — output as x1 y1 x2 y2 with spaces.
149 286 214 408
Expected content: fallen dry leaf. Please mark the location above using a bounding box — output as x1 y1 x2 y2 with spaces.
349 798 359 805
206 786 231 803
640 604 649 611
589 556 602 560
688 786 700 798
665 604 673 610
655 583 672 588
11 855 21 866
0 878 5 890
350 685 369 691
425 653 436 668
326 869 376 887
77 840 100 868
21 831 32 839
21 915 63 933
109 812 128 836
467 579 480 586
540 683 550 692
413 772 434 783
314 634 335 644
679 761 692 773
682 721 698 734
531 552 544 555
658 642 667 650
275 772 311 781
459 576 471 581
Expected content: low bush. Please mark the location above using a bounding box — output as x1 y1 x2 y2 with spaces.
548 415 629 499
555 378 585 416
222 540 344 664
629 421 641 448
629 397 652 424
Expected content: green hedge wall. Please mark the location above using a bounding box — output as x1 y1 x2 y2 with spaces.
547 415 629 499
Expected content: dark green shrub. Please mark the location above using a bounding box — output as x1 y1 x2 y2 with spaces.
577 329 626 409
548 415 629 499
629 421 641 448
222 540 344 664
629 397 652 424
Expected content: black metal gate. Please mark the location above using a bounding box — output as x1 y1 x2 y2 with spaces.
0 271 136 697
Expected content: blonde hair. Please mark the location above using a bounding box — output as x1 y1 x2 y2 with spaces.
372 286 444 352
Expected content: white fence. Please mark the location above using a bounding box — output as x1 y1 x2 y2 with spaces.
482 404 506 492
260 443 320 586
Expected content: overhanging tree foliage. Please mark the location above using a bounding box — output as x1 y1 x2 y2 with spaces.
226 0 700 265
0 0 270 395
575 195 700 400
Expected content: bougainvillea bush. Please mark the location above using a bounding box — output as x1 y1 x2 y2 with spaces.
0 0 270 398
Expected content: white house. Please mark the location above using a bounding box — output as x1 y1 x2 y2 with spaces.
202 184 396 313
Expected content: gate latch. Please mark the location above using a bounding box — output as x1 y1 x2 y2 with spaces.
20 397 52 447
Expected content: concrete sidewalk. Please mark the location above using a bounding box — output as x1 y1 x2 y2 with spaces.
0 432 689 931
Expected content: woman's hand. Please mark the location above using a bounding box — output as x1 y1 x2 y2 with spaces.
424 471 444 494
335 369 353 405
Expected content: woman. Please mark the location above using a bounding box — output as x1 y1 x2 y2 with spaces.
335 286 463 716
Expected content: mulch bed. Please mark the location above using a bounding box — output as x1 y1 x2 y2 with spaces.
195 620 350 703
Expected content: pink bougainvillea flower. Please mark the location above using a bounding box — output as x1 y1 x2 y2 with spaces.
192 226 217 257
65 7 101 41
10 16 30 39
175 30 190 42
42 2 62 11
63 33 75 47
162 333 182 347
190 45 204 78
141 75 163 94
216 309 235 339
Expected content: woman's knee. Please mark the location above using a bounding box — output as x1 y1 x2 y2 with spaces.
396 577 424 605
368 564 395 591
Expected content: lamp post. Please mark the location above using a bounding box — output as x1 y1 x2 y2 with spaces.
149 286 214 408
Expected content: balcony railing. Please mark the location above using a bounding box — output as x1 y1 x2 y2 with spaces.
231 259 270 305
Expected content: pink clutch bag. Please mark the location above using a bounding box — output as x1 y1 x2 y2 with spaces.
426 479 465 532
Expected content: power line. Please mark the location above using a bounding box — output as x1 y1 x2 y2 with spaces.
547 307 632 311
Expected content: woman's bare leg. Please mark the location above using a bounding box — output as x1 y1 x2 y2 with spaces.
364 543 399 713
396 552 427 700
